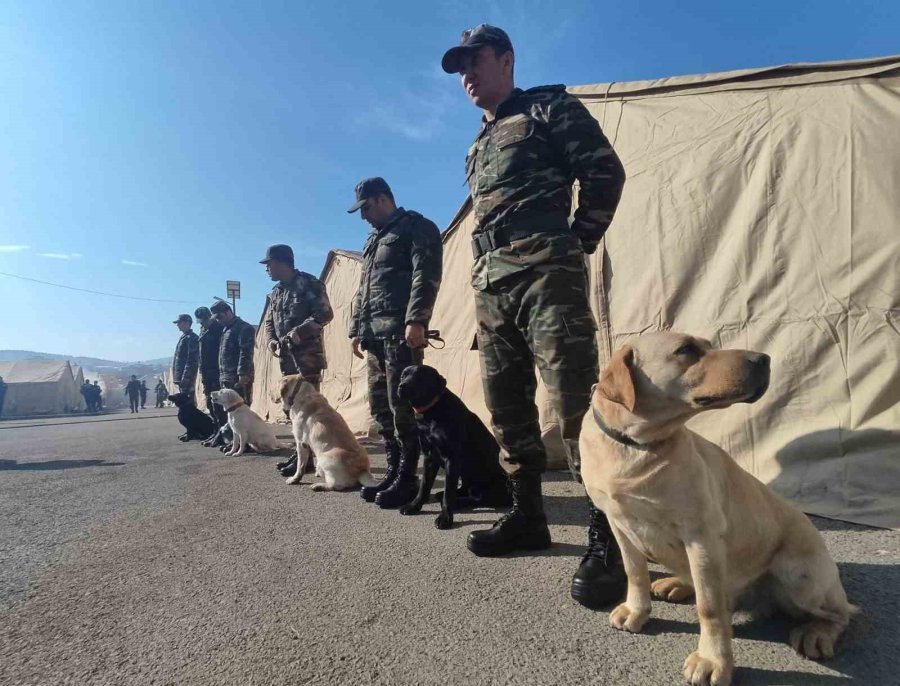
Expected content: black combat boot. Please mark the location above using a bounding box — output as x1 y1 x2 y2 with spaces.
277 452 297 474
466 472 551 556
361 438 401 502
570 505 627 609
374 436 420 509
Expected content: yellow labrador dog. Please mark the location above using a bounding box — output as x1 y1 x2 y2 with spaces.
275 375 376 492
580 332 857 686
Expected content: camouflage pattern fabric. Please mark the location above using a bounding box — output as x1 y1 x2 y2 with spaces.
366 339 424 446
350 208 443 341
474 257 598 477
218 317 255 384
264 270 334 377
198 321 223 386
465 85 626 291
172 330 200 391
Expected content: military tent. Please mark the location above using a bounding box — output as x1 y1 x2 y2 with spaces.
70 365 87 412
0 360 79 416
251 54 900 528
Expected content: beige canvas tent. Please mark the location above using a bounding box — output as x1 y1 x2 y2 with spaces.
250 55 900 529
71 365 87 412
0 360 78 416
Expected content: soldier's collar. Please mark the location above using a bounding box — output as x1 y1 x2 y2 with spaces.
481 88 524 124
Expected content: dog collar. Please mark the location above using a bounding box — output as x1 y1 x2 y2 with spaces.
224 400 243 413
591 404 646 449
412 392 442 415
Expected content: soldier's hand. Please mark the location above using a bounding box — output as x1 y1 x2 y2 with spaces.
405 323 426 350
290 330 303 346
268 340 279 355
351 338 364 360
238 374 251 387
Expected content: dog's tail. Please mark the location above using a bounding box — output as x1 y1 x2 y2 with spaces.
359 471 377 487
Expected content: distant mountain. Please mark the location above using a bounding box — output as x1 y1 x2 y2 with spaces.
0 350 170 371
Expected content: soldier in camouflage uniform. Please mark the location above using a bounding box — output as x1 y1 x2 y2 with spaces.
347 177 443 509
260 244 334 474
210 300 256 453
443 25 628 609
172 314 200 404
194 306 226 444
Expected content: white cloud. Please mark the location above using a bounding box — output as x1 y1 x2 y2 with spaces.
40 252 82 260
121 259 149 267
0 245 30 253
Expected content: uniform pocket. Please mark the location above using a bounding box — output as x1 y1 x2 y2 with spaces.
374 234 403 266
494 115 534 150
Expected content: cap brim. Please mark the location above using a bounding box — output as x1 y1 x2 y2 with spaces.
259 258 271 264
347 198 367 213
172 320 181 324
441 45 475 74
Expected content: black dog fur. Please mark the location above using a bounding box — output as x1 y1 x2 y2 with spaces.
168 393 216 442
397 365 511 529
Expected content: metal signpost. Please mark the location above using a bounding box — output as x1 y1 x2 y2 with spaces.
226 280 241 314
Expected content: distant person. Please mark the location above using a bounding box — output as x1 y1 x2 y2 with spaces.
0 375 6 419
125 375 141 413
92 381 103 410
139 380 148 409
261 243 334 473
172 314 200 403
194 306 227 443
155 379 168 408
81 379 95 412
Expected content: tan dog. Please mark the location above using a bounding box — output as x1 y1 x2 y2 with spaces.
580 332 857 686
275 375 376 492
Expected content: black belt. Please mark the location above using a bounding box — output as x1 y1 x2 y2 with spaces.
471 213 571 260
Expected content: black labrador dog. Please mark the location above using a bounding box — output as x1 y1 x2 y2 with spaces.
397 365 511 529
168 393 216 442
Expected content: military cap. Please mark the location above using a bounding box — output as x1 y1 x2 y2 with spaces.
441 24 513 74
210 300 233 315
194 306 212 321
259 244 294 265
347 177 393 213
173 314 193 325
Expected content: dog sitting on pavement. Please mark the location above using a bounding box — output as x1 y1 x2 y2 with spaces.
580 332 858 686
396 365 511 529
168 392 216 442
275 375 377 491
209 388 283 456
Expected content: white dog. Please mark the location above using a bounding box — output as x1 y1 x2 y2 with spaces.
209 388 283 456
275 375 376 491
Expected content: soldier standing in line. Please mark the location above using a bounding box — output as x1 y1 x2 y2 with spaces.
125 375 142 413
81 378 94 412
92 380 103 411
442 25 627 609
210 299 255 405
172 314 200 404
347 177 443 509
260 244 334 475
139 380 148 409
193 306 226 445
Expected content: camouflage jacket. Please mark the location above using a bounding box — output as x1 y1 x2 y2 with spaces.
465 85 625 289
350 207 443 340
264 270 333 371
125 380 141 398
198 321 223 383
218 316 255 382
172 330 200 388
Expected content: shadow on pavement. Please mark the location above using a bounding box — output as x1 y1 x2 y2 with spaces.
0 458 126 471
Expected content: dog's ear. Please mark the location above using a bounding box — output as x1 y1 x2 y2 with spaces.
596 346 636 412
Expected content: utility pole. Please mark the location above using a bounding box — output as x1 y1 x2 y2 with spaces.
226 280 241 315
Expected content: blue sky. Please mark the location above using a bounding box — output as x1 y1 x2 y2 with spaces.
1 0 897 361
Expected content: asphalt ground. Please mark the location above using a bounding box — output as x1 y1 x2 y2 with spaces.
1 412 898 685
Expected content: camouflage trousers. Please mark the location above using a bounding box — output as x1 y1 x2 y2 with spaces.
474 257 599 477
366 338 423 447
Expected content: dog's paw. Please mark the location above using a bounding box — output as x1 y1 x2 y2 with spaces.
651 576 695 602
285 476 301 485
399 502 423 516
310 483 327 492
609 603 649 633
789 619 840 660
683 651 733 686
434 512 453 529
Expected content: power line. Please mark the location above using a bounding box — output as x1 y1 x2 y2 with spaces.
0 270 196 304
